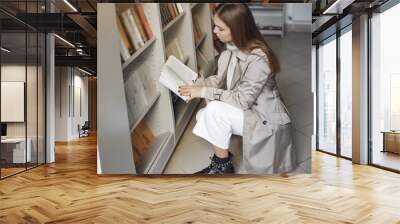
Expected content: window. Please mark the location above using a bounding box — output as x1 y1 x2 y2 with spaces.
0 1 47 179
370 2 400 171
390 74 400 130
339 27 352 158
317 36 337 154
316 26 353 158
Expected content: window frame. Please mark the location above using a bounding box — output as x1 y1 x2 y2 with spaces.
315 23 353 160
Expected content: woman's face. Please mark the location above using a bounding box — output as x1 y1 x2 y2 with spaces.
213 14 232 43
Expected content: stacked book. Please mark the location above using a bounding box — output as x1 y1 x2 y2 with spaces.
160 3 184 27
131 120 155 166
192 16 203 46
117 4 154 61
125 69 158 130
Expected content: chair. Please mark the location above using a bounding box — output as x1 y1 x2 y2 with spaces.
79 121 90 138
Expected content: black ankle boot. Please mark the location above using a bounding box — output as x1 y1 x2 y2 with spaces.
195 153 234 174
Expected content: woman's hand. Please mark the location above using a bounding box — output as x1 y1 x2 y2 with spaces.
178 85 203 101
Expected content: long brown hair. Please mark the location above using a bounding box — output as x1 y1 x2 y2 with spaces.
215 4 280 73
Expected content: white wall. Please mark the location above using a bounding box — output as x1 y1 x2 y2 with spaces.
55 66 70 141
72 73 89 138
1 64 46 164
55 66 89 141
1 65 37 138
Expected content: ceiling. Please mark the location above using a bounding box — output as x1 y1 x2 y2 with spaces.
0 0 98 73
311 0 390 43
1 0 392 74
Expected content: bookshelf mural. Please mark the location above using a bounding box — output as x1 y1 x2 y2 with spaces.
98 3 216 174
98 3 312 175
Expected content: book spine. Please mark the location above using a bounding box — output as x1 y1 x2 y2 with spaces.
125 9 144 48
132 120 155 165
193 24 199 45
172 3 179 17
173 3 179 17
209 3 217 14
130 8 148 42
167 3 176 19
138 120 154 144
135 5 154 39
176 3 183 14
119 39 131 61
159 5 164 26
164 4 172 24
139 69 156 99
116 16 134 53
160 5 167 26
193 17 202 45
120 11 141 50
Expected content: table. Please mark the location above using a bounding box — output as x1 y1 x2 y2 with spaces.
381 131 400 154
1 138 32 164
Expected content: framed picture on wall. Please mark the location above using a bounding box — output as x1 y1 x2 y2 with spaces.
1 81 25 122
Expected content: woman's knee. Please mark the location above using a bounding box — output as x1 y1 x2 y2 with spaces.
205 100 225 114
195 108 205 121
195 102 221 121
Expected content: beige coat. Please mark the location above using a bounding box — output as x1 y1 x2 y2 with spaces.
195 48 297 174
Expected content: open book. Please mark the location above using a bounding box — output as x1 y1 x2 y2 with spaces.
159 55 198 101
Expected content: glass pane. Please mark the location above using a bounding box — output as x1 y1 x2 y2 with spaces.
318 37 337 154
1 31 28 177
38 33 46 165
0 1 46 178
26 0 39 169
371 3 400 171
27 31 38 169
340 29 352 158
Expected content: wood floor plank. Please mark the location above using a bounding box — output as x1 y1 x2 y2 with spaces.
1 134 400 223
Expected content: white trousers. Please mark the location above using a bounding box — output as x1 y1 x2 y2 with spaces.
192 101 244 149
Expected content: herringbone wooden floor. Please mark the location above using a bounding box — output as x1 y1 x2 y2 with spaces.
1 135 400 224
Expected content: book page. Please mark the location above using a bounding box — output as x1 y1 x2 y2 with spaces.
160 66 189 101
165 55 198 84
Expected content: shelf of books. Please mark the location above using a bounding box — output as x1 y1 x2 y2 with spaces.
161 3 200 143
122 37 156 71
98 3 215 174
